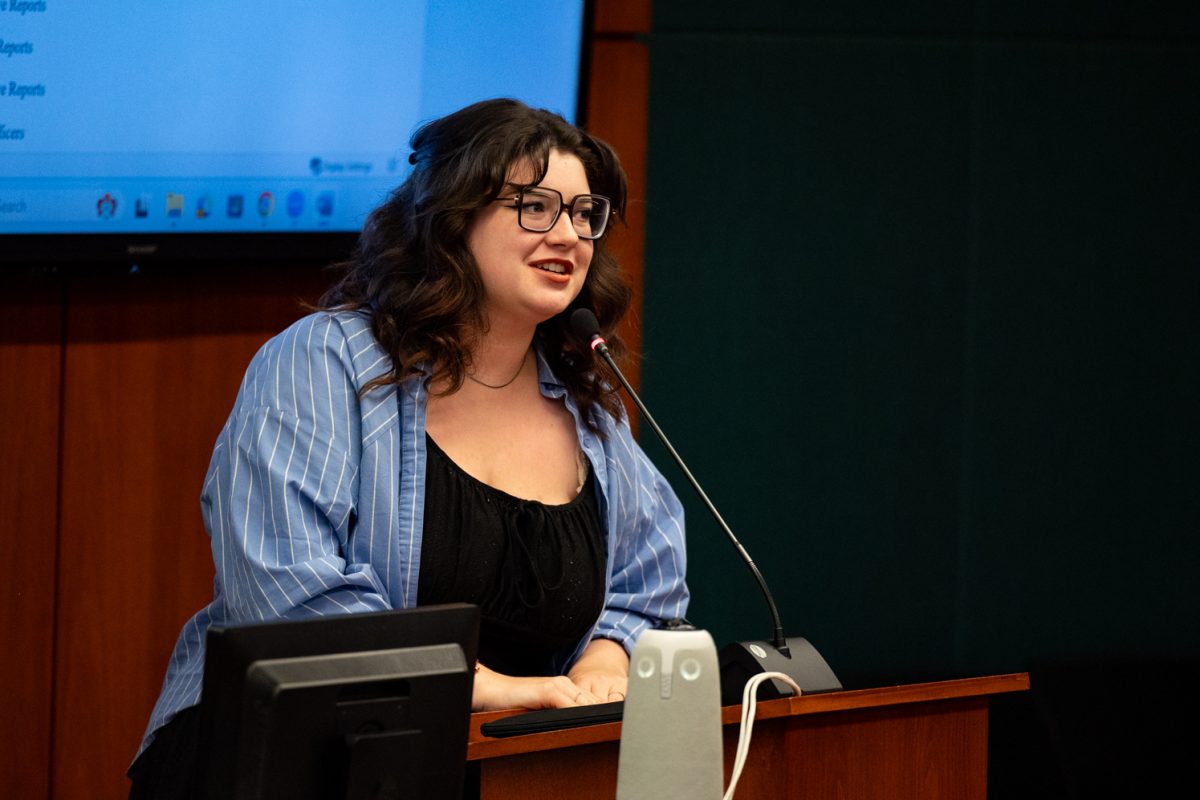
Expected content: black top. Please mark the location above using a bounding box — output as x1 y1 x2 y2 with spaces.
417 434 607 677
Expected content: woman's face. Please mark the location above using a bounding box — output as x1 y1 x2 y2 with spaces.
467 148 594 336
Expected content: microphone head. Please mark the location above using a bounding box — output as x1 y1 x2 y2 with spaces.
569 308 602 341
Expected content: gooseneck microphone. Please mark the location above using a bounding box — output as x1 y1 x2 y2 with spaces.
570 309 788 653
570 308 841 701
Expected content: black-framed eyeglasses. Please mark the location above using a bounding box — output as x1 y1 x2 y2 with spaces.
496 187 612 240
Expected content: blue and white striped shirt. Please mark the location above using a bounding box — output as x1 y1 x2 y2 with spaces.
138 311 688 753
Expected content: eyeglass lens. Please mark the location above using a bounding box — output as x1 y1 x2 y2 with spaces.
517 188 610 239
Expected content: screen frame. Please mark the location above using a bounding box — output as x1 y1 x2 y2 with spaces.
1 231 360 271
0 4 597 275
198 603 481 800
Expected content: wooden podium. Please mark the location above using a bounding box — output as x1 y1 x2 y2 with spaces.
467 673 1029 800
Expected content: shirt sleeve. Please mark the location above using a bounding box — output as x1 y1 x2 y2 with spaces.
592 422 690 652
200 315 393 622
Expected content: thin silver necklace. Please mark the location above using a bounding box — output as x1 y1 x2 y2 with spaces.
466 349 528 389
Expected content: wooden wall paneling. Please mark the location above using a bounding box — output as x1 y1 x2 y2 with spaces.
593 0 652 33
0 282 64 800
587 0 651 406
51 269 327 799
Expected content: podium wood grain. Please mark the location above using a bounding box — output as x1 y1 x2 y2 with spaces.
468 674 1029 800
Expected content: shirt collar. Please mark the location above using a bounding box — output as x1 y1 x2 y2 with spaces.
534 339 568 398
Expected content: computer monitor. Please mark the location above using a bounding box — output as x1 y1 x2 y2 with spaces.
198 603 480 800
0 2 588 272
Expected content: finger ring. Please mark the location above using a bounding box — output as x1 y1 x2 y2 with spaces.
574 692 584 704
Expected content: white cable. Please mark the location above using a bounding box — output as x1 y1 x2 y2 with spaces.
722 671 803 800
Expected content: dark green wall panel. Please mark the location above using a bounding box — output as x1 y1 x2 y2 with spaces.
643 35 972 682
976 1 1200 38
655 1 1200 37
642 9 1200 687
654 1 973 34
956 41 1200 672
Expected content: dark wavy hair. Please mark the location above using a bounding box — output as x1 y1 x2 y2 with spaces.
321 98 631 428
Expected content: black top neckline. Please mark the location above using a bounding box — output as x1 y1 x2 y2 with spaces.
424 432 590 509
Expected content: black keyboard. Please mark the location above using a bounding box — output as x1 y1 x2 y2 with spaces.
479 700 625 738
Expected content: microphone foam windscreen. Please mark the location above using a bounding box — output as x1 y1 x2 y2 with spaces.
569 307 601 340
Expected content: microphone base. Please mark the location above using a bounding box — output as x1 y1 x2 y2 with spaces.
718 638 842 705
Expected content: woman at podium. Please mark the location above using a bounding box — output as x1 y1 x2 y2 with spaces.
129 98 689 797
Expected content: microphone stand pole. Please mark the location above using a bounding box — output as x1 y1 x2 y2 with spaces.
571 310 841 700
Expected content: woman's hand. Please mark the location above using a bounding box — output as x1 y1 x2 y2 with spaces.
471 665 602 711
471 639 631 711
567 638 630 704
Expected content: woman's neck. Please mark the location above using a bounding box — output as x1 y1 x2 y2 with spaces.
464 325 536 388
